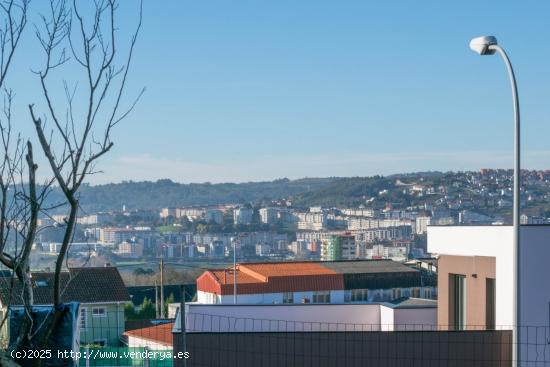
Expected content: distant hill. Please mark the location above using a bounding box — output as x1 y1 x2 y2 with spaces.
45 178 336 213
41 170 550 218
290 176 401 208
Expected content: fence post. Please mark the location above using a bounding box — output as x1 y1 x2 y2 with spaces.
85 346 90 367
180 285 187 367
144 346 149 367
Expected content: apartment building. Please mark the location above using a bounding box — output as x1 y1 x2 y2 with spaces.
347 217 413 231
320 234 356 261
196 260 436 305
205 209 224 224
353 225 412 243
100 227 155 244
415 216 431 234
340 208 378 217
295 212 326 231
259 207 279 224
233 207 254 225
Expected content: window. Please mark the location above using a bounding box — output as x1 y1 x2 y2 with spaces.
486 278 496 330
392 288 402 300
312 291 330 303
423 288 432 299
80 308 87 330
283 292 294 304
346 289 369 302
449 274 466 330
92 307 107 317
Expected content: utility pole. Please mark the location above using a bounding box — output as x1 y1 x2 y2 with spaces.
232 237 238 304
160 257 165 318
154 280 159 319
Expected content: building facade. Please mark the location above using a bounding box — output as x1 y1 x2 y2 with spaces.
196 260 436 305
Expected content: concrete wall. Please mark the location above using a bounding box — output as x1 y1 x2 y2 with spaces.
393 307 438 331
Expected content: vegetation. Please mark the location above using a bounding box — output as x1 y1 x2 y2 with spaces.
42 178 334 213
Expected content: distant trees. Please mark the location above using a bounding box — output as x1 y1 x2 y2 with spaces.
125 297 155 321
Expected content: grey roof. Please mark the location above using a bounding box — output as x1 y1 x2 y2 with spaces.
0 267 130 306
389 297 437 308
407 258 437 266
321 260 418 274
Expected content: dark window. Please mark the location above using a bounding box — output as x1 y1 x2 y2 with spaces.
486 278 496 330
449 274 466 330
312 291 330 303
282 292 294 304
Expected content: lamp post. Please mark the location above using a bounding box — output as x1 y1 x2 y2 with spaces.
469 35 520 366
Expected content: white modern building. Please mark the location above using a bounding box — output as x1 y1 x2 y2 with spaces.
428 225 550 335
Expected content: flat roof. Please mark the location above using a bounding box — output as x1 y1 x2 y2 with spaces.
321 260 418 274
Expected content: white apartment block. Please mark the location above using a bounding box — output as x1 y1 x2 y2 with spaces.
347 217 413 231
233 207 254 225
295 212 327 231
259 208 279 224
415 216 431 235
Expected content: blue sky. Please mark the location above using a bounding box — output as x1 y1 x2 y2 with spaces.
8 0 550 183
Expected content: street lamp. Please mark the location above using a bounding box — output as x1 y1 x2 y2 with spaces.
469 35 521 366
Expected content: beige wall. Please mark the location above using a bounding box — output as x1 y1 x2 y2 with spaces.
437 255 495 330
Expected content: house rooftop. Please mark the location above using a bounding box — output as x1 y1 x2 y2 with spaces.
197 260 422 296
0 266 130 306
389 297 438 308
123 322 174 347
321 260 418 274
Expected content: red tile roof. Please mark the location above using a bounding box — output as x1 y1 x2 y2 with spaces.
123 322 174 346
197 262 343 295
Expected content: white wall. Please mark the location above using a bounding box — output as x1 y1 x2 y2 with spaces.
126 335 171 350
180 303 436 333
519 228 550 327
379 305 394 331
393 308 438 331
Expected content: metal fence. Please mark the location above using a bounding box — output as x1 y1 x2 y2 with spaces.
4 309 550 366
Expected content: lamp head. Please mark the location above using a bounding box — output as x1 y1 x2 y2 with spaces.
469 36 498 55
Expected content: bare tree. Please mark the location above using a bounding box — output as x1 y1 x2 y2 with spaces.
0 1 43 363
28 0 143 349
0 0 142 363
